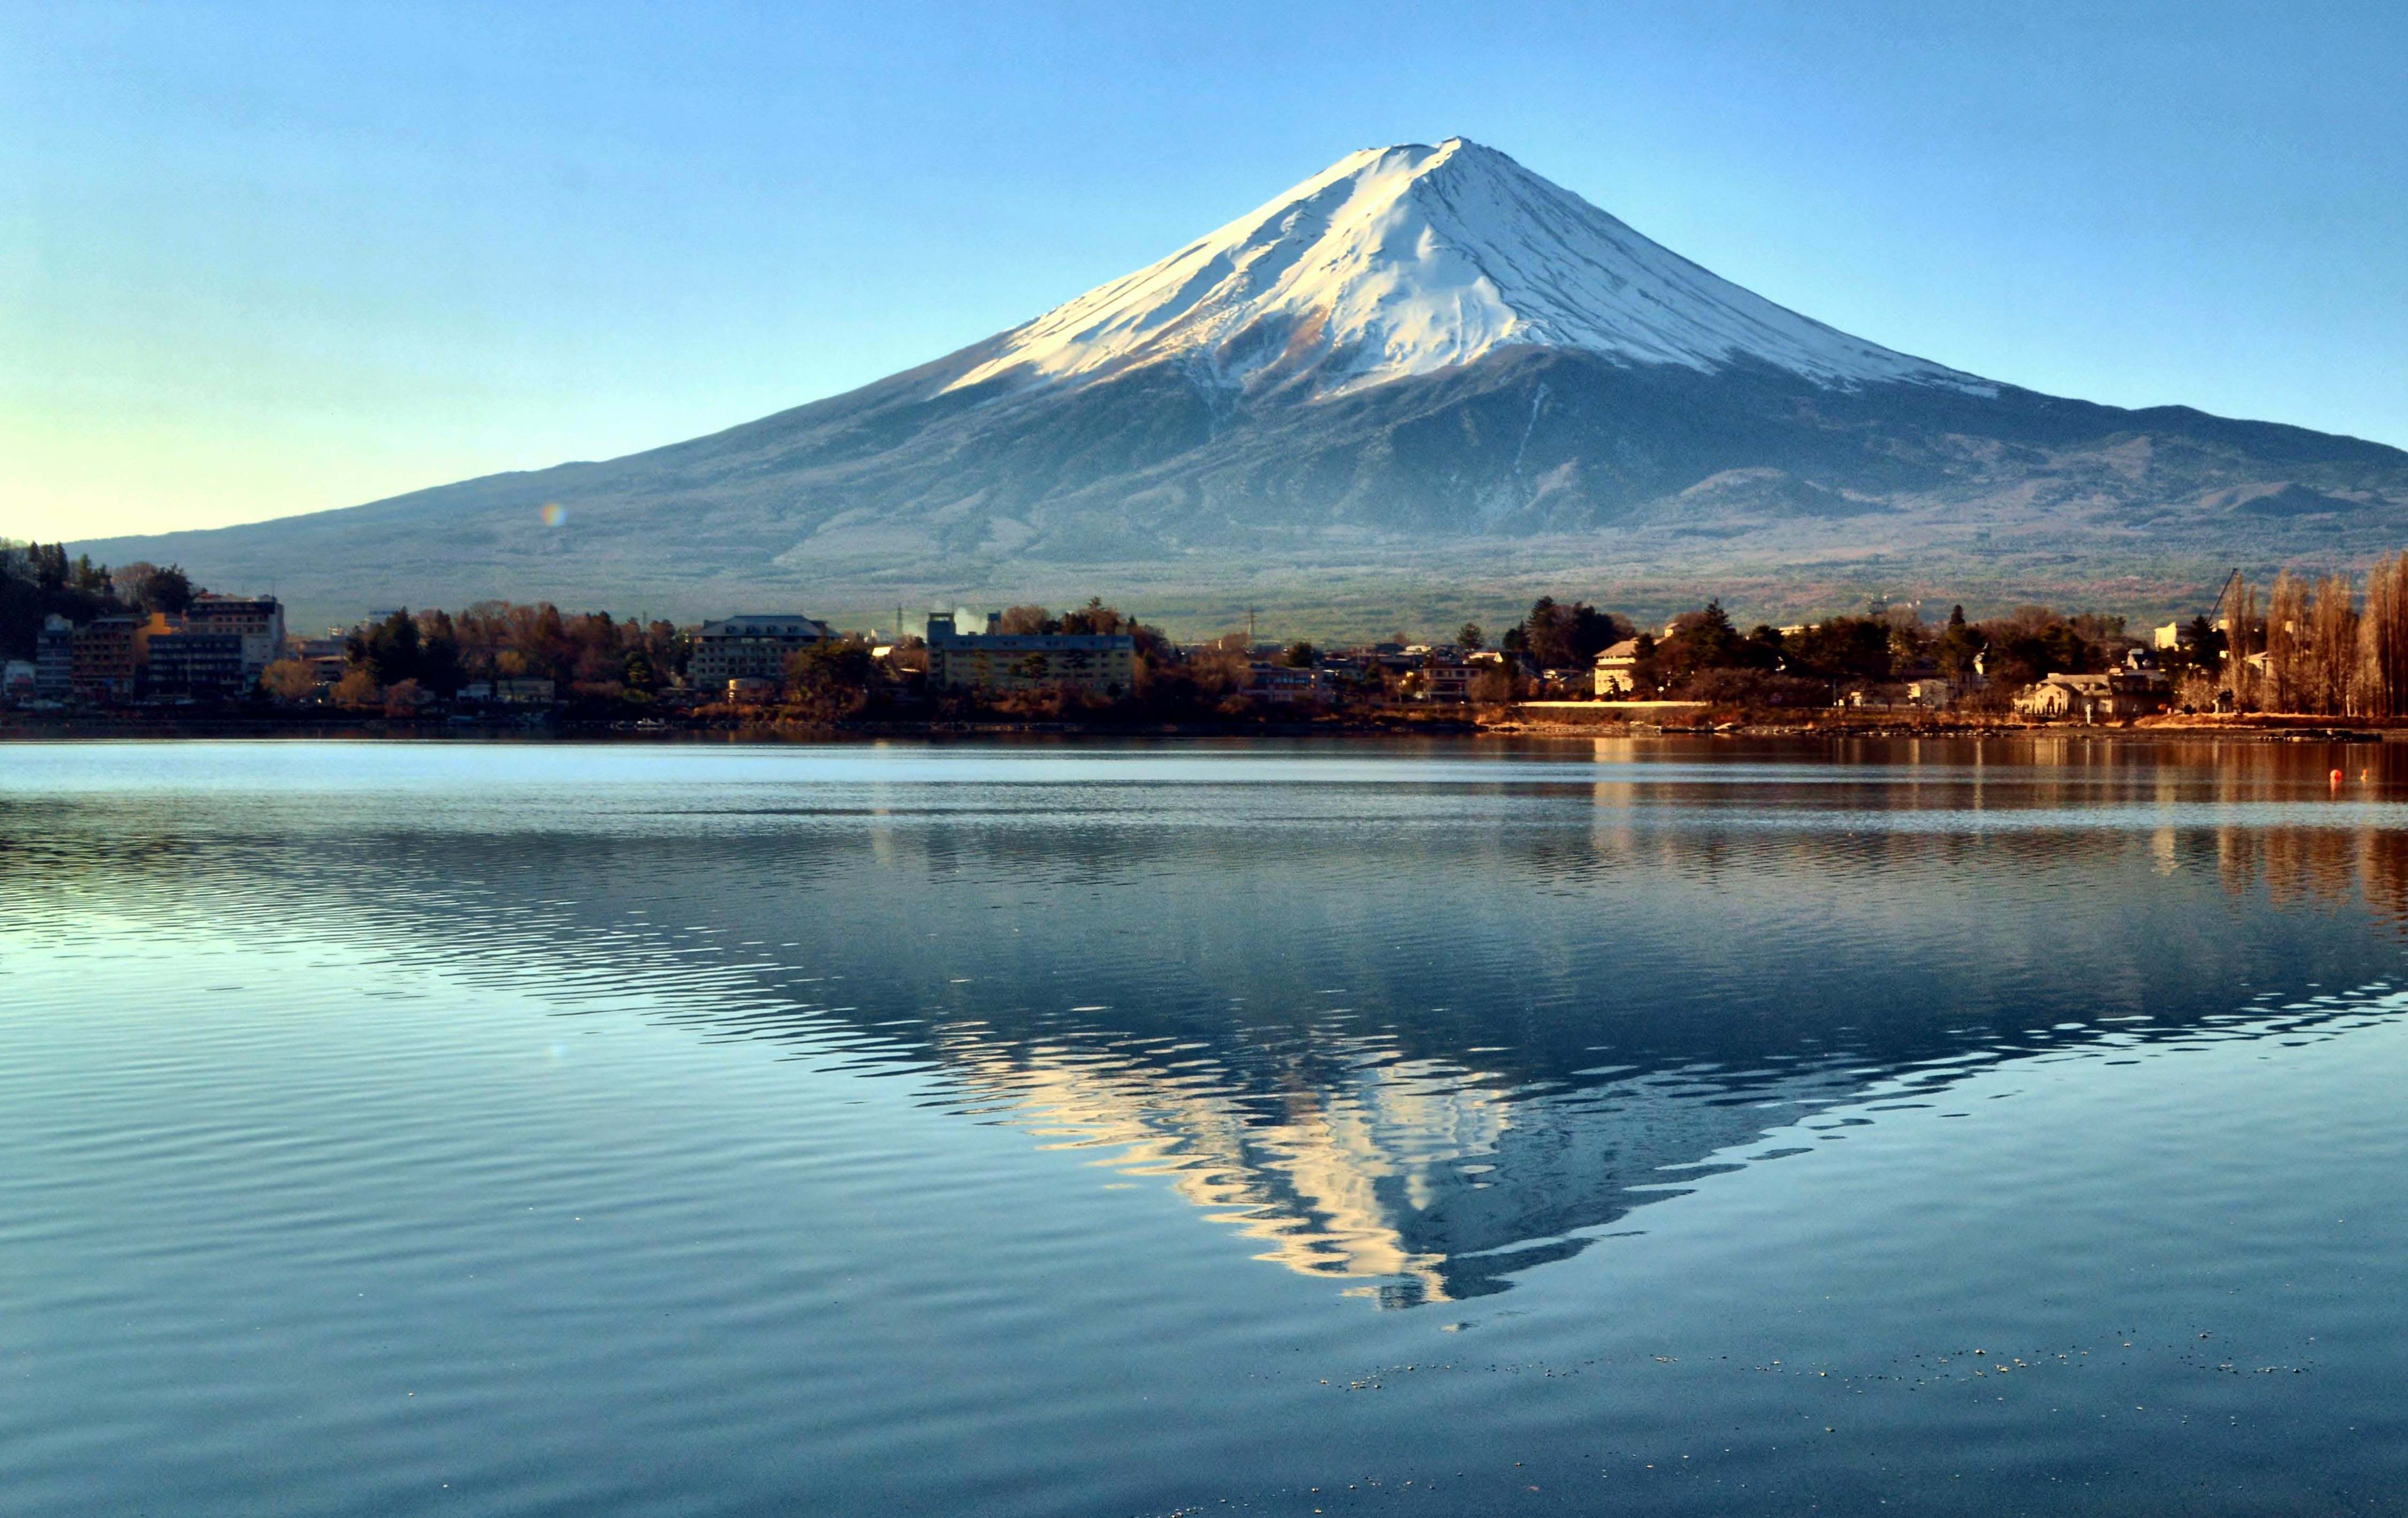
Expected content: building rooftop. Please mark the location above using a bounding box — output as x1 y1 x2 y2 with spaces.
698 615 829 637
933 631 1134 650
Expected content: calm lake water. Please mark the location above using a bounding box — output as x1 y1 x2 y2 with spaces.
6 736 2408 1515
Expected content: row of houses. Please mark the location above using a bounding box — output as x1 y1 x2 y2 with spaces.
7 597 287 705
1587 630 2177 719
9 603 843 709
10 600 1146 708
2 597 2184 722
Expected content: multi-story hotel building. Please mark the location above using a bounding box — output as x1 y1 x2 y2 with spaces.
924 613 1137 696
687 615 834 691
184 595 286 679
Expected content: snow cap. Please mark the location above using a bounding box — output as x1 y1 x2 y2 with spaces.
946 139 1985 400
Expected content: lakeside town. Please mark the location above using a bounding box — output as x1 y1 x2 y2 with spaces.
7 539 2408 735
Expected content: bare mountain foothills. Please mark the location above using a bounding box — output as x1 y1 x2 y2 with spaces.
77 139 2408 634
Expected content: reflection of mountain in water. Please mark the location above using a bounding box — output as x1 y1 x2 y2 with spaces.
8 740 2408 1305
920 1019 1880 1306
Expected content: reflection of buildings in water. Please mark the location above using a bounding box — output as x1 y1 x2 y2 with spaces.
1585 734 2408 937
2212 824 2408 923
2261 827 2358 911
2363 831 2408 927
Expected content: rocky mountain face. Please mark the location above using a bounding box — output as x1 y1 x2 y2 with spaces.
77 139 2408 632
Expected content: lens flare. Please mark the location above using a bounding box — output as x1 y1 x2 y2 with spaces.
540 502 567 528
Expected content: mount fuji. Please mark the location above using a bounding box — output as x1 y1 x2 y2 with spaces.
78 138 2408 630
942 138 1984 400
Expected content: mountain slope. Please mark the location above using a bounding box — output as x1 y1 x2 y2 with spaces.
75 139 2408 631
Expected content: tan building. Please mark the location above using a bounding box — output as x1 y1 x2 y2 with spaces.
70 614 143 702
1419 661 1474 704
292 634 350 685
1592 637 1643 696
184 595 286 678
925 613 1136 695
1246 662 1329 704
1904 677 1956 709
2016 670 2169 721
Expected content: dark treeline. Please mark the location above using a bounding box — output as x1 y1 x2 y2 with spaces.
314 605 692 706
1 542 199 657
993 601 1157 642
1499 596 1628 668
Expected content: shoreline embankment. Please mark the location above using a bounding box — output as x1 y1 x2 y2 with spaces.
8 705 2408 746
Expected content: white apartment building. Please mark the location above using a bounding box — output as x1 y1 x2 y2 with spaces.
689 614 833 689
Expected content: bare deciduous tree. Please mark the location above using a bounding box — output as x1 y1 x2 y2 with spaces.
2221 574 2259 711
2359 554 2408 719
2306 574 2357 715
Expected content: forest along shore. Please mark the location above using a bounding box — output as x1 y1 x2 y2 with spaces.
16 549 2408 734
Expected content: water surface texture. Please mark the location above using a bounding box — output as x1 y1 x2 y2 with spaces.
5 737 2408 1515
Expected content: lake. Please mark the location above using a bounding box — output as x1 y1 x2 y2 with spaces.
4 736 2407 1515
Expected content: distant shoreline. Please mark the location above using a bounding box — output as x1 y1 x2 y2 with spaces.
7 707 2405 746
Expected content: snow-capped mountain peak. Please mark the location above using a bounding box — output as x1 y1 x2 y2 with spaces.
944 137 1988 399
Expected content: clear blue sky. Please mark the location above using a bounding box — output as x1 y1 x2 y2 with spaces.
6 0 2403 541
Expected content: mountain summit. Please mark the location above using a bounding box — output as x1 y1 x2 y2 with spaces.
78 140 2408 630
951 138 1984 399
